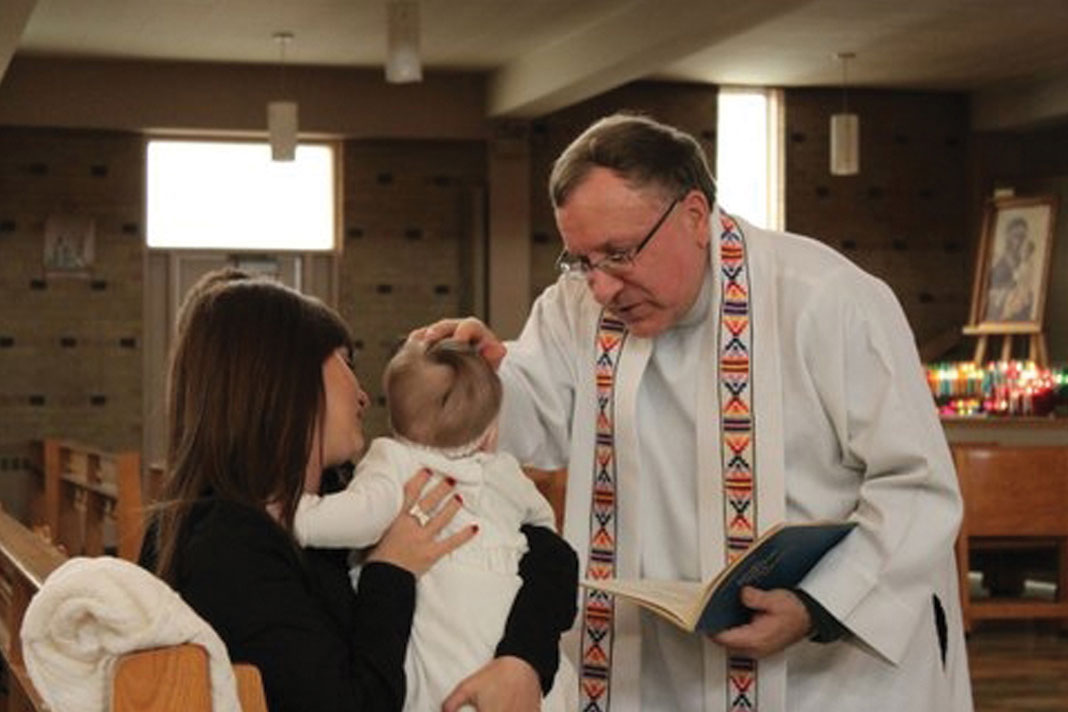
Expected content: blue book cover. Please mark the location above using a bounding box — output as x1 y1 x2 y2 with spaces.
580 521 856 634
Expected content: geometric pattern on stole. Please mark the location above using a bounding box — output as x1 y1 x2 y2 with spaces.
580 313 628 712
718 211 758 712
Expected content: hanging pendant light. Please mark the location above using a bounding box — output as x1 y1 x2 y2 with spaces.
268 31 297 161
830 52 859 176
386 1 422 83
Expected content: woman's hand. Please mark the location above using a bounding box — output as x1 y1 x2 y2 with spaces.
366 469 476 576
409 317 507 370
441 655 541 712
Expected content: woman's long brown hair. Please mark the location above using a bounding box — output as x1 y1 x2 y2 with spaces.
153 278 351 584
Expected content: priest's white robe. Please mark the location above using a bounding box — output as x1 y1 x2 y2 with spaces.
498 207 973 711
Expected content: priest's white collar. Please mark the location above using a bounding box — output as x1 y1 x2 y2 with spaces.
671 247 714 331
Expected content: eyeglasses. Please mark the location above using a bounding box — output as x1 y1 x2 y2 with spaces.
555 197 680 279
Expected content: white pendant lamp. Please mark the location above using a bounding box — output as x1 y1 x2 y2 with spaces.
268 32 297 161
830 52 859 176
386 1 422 83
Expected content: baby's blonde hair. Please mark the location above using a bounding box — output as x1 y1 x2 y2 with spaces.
384 338 502 448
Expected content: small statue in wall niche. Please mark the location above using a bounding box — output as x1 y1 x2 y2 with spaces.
43 214 95 275
48 233 83 269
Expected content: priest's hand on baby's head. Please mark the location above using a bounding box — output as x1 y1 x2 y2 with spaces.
410 317 507 370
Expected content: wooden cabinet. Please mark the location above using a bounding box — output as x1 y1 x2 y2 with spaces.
951 442 1068 632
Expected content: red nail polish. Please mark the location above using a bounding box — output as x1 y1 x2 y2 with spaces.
454 493 464 505
471 524 479 534
446 476 457 486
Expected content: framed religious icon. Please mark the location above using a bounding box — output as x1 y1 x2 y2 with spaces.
967 195 1057 333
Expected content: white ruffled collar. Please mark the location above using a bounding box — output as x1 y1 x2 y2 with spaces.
392 433 488 460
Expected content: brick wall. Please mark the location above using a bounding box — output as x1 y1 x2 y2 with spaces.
0 129 490 514
339 139 486 439
0 127 143 519
785 89 971 352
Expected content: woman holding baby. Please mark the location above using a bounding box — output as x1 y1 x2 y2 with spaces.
139 274 577 711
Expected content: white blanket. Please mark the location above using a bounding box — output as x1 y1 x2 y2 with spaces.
20 556 240 712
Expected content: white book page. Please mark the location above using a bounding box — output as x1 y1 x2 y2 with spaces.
581 578 707 627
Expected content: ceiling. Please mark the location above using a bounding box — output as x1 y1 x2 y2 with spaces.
4 0 1068 127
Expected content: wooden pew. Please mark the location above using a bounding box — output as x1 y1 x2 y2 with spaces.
0 504 68 711
0 506 266 710
113 645 268 712
31 439 145 561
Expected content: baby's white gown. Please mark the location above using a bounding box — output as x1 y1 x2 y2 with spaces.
295 436 576 712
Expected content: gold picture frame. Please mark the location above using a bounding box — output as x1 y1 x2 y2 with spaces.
967 195 1057 334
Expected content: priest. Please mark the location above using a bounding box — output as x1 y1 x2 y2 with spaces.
418 113 972 712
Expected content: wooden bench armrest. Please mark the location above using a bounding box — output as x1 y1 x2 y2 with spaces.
112 644 267 712
234 663 269 711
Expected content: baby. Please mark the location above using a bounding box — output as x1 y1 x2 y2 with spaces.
294 337 574 711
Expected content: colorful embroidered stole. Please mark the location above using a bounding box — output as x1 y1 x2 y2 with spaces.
719 213 758 711
579 212 758 712
579 315 627 711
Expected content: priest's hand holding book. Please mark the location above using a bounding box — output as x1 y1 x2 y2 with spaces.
711 586 813 657
580 521 856 658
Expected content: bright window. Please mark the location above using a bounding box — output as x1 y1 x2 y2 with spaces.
146 140 336 250
715 87 784 230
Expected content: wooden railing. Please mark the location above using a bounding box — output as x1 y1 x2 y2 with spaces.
29 440 144 561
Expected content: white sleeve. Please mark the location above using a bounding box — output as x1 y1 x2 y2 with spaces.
796 270 962 665
292 439 405 549
495 453 558 530
525 491 559 531
498 281 581 470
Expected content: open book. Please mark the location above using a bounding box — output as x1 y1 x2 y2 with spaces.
580 521 856 634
